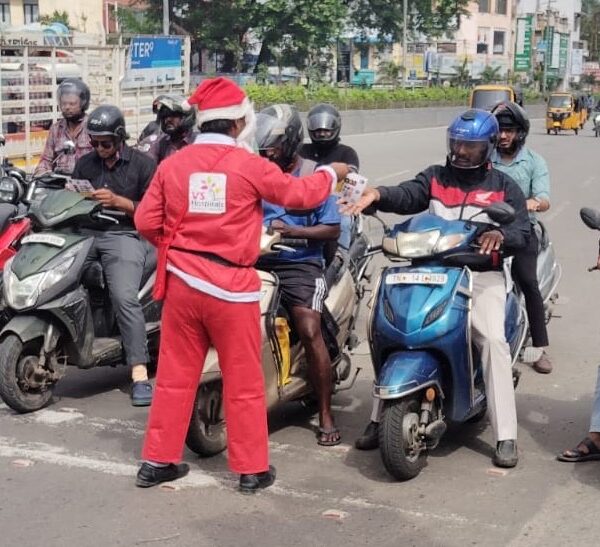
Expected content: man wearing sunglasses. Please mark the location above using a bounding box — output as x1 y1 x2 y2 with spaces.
72 105 157 406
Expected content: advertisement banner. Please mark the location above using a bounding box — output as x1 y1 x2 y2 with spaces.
122 36 183 89
514 16 533 72
572 49 584 76
559 33 568 75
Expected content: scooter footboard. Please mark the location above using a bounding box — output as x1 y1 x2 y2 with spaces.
374 350 444 400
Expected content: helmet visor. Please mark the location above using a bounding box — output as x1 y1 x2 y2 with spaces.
447 136 491 169
306 112 338 132
255 113 287 151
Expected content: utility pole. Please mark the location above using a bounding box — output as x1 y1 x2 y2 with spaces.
402 0 408 87
542 0 554 94
163 0 170 35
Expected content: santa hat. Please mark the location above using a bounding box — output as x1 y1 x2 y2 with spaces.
183 77 252 127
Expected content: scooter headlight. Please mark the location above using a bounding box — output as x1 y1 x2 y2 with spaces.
383 230 441 258
3 259 46 310
434 233 468 253
3 241 84 310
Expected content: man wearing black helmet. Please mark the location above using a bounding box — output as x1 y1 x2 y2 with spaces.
300 104 360 260
300 103 359 170
256 104 343 447
72 105 157 406
491 102 553 374
36 79 93 175
139 95 196 164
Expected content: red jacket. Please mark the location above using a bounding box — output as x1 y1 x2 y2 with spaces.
134 134 336 300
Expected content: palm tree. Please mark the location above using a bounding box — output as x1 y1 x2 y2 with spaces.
377 60 403 87
452 57 470 88
480 65 502 84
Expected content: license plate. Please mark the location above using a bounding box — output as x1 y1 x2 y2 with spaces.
553 122 561 126
21 234 66 247
386 272 448 285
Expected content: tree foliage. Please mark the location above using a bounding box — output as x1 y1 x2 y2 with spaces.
582 0 600 62
39 10 71 29
348 0 471 42
141 0 470 73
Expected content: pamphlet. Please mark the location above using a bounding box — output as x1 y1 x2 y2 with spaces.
336 172 368 205
65 179 96 196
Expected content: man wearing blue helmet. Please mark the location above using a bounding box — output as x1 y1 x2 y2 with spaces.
346 109 530 468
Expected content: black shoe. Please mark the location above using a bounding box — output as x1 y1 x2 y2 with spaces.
239 465 276 494
492 440 518 468
135 462 190 488
354 421 379 450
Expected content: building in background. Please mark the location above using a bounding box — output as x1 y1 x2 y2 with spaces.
0 0 104 34
516 0 583 89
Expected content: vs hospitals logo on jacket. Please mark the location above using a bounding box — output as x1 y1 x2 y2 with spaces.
189 172 227 214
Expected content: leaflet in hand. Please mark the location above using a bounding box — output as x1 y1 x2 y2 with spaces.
65 179 95 195
336 172 368 205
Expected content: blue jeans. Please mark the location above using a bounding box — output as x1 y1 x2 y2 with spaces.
590 366 600 432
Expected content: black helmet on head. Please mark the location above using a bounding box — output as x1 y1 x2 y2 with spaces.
57 79 90 122
256 104 303 171
306 103 341 146
492 101 530 145
153 94 196 136
87 105 128 140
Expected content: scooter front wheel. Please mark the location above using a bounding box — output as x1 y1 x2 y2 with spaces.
185 381 227 457
0 335 54 413
379 397 427 480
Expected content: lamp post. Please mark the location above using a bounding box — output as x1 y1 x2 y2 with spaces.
402 0 408 87
163 0 170 35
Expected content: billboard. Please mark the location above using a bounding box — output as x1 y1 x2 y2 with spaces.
122 36 183 89
514 16 533 72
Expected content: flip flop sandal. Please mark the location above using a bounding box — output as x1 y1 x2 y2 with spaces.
557 437 600 462
317 426 341 447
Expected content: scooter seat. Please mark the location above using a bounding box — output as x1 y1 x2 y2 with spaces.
325 254 346 289
0 203 18 233
82 261 105 290
534 221 550 252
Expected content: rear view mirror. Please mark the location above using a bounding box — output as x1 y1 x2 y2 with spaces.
484 202 515 225
580 207 600 230
0 134 5 147
63 140 76 155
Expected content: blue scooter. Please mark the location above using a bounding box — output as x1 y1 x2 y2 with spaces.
367 203 528 480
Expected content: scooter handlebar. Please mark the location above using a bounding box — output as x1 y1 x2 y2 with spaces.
279 238 309 248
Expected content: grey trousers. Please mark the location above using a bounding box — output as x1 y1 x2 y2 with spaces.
84 231 150 366
369 271 518 443
471 271 518 442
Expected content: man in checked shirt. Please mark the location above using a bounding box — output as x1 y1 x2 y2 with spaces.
35 79 93 175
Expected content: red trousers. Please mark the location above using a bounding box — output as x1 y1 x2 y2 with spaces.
141 273 269 474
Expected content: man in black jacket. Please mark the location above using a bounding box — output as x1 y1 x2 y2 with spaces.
347 110 530 468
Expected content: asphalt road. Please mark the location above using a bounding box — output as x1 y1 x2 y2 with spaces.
2 120 600 547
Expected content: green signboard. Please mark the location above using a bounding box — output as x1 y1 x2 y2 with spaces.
559 33 568 75
514 16 533 72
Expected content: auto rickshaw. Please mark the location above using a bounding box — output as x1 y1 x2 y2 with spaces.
545 92 586 135
469 85 523 111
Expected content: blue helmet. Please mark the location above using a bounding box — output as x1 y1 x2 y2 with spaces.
447 109 499 169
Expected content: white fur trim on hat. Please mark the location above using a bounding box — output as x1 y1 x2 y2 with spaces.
196 97 251 125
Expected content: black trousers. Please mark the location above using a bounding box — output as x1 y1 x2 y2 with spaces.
511 227 549 348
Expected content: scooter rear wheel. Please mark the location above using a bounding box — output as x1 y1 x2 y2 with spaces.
185 381 227 457
0 334 53 413
379 397 427 481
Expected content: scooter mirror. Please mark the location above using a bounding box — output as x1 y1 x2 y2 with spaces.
580 207 600 231
0 134 5 147
484 202 515 225
63 140 76 155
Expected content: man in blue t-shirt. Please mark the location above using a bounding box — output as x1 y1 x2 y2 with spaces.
256 104 342 447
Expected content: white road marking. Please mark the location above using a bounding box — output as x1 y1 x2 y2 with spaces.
376 169 410 182
0 436 218 489
543 200 571 222
581 176 596 187
31 409 86 424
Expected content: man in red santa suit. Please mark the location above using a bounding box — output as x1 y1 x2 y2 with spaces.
134 77 351 493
